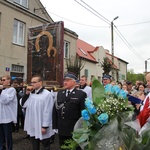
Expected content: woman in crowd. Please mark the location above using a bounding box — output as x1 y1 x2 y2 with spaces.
136 83 146 101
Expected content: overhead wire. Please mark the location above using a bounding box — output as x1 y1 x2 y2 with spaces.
74 0 111 25
74 0 146 62
44 4 150 28
118 21 150 27
43 0 147 64
45 10 108 28
79 0 110 24
114 27 145 61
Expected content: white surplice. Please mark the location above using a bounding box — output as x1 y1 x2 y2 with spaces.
80 86 92 100
23 89 54 140
0 87 17 124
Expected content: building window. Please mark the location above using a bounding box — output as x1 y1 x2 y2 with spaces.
14 0 28 8
98 76 101 82
118 73 125 81
91 75 94 81
0 13 1 28
84 69 88 77
13 19 25 46
119 62 121 70
64 41 70 59
98 58 101 66
11 64 24 73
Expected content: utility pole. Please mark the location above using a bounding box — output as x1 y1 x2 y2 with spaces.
111 16 119 80
145 58 150 73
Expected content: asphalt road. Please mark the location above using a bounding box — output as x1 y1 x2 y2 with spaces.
12 129 59 150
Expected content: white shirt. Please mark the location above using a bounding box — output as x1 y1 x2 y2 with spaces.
23 89 54 140
0 87 17 123
80 86 92 100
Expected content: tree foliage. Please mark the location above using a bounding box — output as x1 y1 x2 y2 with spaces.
66 55 85 78
127 69 145 84
101 57 112 75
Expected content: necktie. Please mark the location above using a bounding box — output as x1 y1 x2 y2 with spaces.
67 91 70 97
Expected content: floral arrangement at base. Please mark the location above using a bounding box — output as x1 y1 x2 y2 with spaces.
72 78 133 150
61 78 150 150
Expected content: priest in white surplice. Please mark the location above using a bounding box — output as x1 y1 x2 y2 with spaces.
0 75 17 150
79 75 92 100
21 75 54 150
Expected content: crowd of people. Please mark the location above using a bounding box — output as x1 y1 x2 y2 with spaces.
0 72 150 150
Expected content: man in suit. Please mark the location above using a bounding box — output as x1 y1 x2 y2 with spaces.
52 73 87 149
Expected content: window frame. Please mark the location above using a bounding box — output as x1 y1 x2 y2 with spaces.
11 64 24 73
64 41 70 59
14 0 28 8
13 19 25 46
98 58 101 66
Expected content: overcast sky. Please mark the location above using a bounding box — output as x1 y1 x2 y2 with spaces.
40 0 150 73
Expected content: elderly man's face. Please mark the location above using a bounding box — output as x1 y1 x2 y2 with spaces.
63 78 76 90
102 78 111 86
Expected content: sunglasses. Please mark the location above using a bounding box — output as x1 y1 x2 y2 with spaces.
1 79 7 81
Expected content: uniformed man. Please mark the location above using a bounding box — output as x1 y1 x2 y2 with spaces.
102 74 112 87
52 73 87 149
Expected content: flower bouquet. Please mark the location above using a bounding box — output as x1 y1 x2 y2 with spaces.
72 78 133 150
61 78 150 150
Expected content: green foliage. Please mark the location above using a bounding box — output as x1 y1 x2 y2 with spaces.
120 127 150 150
127 69 145 84
73 122 90 144
101 57 112 75
61 139 78 150
66 55 85 78
92 77 105 105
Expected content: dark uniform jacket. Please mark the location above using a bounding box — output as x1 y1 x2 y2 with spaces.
52 88 87 136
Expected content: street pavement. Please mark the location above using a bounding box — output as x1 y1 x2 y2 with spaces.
12 129 59 150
